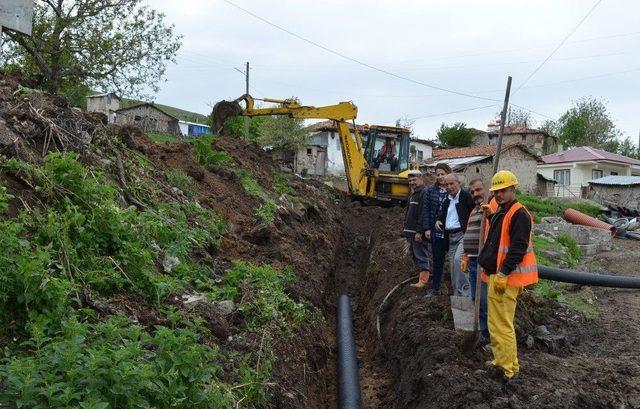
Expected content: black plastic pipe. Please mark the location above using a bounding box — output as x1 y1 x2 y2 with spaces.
337 294 362 409
538 265 640 288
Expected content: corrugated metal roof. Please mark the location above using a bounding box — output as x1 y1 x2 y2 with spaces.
588 176 640 186
424 155 489 169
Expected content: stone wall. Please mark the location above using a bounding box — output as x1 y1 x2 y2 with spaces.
458 148 537 193
115 105 180 135
588 184 640 211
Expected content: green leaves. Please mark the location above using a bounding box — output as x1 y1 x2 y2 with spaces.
4 0 183 98
436 122 475 147
0 317 235 408
193 136 232 167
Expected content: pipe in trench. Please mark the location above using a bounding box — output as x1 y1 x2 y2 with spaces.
538 265 640 288
337 294 362 409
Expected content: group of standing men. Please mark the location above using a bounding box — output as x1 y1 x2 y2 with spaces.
402 165 539 382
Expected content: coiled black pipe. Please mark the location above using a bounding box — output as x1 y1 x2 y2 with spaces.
538 265 640 288
337 294 362 409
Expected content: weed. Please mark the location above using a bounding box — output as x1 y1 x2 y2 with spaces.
165 169 195 197
557 232 580 260
193 136 232 167
214 261 309 332
517 192 601 221
0 184 13 212
254 200 277 223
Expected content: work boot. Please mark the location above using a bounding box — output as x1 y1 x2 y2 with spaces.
410 270 430 288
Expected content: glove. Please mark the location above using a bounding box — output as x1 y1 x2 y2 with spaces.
481 204 494 217
460 254 469 273
493 273 508 295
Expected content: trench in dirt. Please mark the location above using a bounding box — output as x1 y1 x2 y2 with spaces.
316 204 640 409
322 204 407 409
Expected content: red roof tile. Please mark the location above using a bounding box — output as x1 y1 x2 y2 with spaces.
541 146 640 166
432 141 522 160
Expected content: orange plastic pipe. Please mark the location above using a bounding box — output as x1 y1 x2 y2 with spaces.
563 208 616 237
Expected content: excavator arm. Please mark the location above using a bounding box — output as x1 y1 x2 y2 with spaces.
212 94 371 197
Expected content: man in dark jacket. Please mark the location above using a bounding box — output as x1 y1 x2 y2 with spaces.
435 174 475 296
402 169 431 288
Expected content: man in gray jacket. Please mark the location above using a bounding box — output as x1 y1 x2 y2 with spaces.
402 169 432 288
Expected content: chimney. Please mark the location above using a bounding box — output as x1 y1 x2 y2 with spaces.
487 119 500 133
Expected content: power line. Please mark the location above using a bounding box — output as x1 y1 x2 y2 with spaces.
513 0 603 94
383 104 499 124
220 0 500 103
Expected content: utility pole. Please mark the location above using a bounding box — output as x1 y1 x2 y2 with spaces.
234 62 250 138
244 61 250 138
492 76 513 174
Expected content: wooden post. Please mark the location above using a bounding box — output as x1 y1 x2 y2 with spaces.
244 61 250 138
492 76 512 174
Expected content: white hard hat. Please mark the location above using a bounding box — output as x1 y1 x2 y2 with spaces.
408 169 423 177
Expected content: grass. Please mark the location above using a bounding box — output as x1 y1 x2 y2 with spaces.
165 169 195 198
533 279 599 318
517 192 601 222
236 169 278 223
148 132 182 143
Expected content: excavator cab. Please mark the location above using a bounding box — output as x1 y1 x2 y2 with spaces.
363 125 413 201
363 125 411 174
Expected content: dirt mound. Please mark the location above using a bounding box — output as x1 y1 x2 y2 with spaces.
0 74 103 161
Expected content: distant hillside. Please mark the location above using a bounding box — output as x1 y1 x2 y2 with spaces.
120 98 209 124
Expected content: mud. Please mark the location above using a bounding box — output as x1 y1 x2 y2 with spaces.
2 72 639 408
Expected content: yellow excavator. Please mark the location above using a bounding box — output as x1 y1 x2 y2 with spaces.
212 94 413 202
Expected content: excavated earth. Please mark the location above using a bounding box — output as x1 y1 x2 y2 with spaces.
1 72 639 408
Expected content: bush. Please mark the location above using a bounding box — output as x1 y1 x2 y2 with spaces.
0 316 236 408
193 136 232 167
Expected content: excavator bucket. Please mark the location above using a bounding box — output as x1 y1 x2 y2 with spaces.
211 100 243 132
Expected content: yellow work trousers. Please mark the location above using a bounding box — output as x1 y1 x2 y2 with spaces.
487 274 523 379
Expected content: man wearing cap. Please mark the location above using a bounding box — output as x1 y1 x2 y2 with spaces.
402 169 431 288
479 170 539 383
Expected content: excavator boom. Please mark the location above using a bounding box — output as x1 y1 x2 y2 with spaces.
212 94 370 197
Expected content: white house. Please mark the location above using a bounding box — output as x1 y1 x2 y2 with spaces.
410 138 436 164
538 146 640 198
296 120 435 176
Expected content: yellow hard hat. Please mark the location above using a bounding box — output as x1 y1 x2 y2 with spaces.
490 170 519 191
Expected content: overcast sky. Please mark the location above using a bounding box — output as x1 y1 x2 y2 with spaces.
147 0 640 143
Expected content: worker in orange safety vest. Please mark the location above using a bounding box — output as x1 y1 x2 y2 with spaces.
478 170 538 382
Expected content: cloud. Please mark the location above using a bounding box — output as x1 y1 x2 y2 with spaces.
148 0 640 139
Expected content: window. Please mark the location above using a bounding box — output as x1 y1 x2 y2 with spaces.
307 148 313 155
554 169 571 185
521 135 527 143
592 169 603 180
611 171 618 176
417 150 423 162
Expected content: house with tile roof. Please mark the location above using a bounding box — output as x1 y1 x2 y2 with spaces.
538 146 640 198
296 120 436 176
424 141 541 194
471 121 558 156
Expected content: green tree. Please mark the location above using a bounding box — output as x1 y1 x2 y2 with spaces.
436 122 474 147
2 0 182 98
223 116 268 143
555 97 622 149
258 116 310 152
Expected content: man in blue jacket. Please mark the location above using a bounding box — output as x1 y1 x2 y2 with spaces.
402 169 431 288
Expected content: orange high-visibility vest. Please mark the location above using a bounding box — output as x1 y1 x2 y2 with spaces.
481 201 538 287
